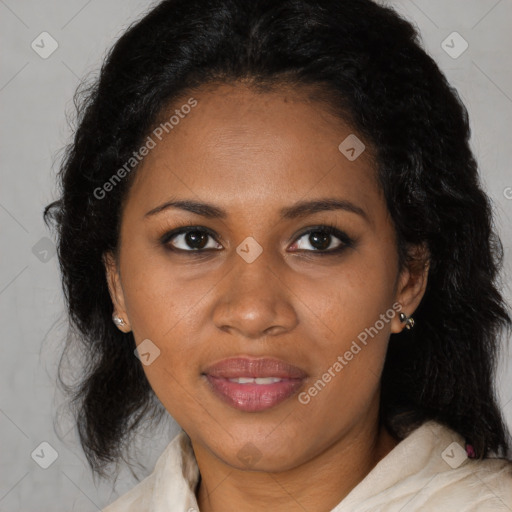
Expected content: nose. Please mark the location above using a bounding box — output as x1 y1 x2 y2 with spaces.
212 251 298 339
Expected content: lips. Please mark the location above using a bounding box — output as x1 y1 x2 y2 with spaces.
202 357 308 412
202 356 308 380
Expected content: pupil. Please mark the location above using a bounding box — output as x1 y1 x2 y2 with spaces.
186 231 208 249
310 232 330 250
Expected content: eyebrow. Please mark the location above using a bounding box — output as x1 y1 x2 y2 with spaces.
144 197 370 223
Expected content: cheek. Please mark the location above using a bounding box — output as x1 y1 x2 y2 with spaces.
300 246 397 344
118 252 211 405
294 246 396 406
297 280 392 427
120 250 206 339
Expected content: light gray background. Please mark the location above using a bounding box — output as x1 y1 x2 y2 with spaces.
1 1 511 511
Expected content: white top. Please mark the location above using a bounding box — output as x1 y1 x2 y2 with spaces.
102 420 512 511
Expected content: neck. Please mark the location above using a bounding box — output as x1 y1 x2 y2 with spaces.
194 416 398 512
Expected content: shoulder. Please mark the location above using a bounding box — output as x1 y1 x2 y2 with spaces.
101 431 197 512
398 421 512 510
101 472 157 512
424 454 512 510
388 421 512 511
336 420 512 511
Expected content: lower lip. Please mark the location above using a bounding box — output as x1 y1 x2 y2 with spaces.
204 375 305 412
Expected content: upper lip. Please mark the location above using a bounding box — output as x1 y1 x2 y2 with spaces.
203 357 308 379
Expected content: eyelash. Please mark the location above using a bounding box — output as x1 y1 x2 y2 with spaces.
159 223 355 256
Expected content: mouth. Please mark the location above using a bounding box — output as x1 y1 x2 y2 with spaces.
202 356 308 412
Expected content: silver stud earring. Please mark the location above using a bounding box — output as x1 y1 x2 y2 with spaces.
112 314 126 327
399 312 415 330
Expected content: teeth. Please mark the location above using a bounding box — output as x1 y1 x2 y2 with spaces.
228 377 283 384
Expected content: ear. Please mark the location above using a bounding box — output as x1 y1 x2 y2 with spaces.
391 242 430 334
103 250 131 332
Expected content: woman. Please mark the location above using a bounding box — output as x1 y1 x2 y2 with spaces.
43 0 512 510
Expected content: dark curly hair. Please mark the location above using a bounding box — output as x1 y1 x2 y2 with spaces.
43 0 512 482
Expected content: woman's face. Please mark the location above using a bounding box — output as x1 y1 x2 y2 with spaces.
104 82 428 472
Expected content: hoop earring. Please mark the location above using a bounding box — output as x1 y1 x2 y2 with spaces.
399 312 415 330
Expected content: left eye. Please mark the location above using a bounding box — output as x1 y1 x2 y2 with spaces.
290 227 351 253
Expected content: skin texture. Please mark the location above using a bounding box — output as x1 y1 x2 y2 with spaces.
104 82 429 512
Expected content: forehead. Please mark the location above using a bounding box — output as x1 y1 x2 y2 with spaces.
122 82 383 221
